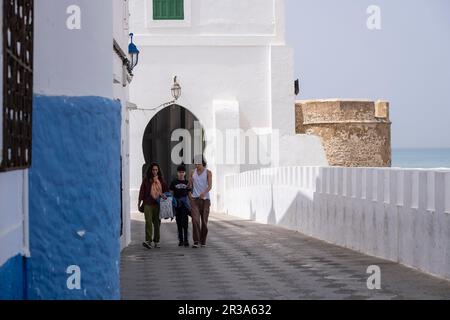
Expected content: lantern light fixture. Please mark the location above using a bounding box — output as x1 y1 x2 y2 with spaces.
128 33 140 71
171 76 182 101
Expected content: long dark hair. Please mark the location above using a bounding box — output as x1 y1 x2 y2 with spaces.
146 162 165 184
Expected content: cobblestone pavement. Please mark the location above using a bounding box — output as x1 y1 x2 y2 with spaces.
121 213 450 300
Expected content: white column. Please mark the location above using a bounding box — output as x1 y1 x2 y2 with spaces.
212 100 240 213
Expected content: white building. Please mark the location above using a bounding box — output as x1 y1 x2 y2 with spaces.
1 0 132 299
34 0 133 250
1 0 448 298
128 0 328 213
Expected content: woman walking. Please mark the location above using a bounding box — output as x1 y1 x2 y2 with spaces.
138 163 168 249
189 157 213 248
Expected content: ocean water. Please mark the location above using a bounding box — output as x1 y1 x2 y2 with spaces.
392 148 450 169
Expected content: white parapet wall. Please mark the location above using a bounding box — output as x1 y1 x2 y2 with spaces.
223 167 450 280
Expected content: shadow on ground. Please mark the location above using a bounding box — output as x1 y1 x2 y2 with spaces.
120 213 450 300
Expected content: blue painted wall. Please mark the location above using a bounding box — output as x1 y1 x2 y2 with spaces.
27 95 122 300
0 255 25 300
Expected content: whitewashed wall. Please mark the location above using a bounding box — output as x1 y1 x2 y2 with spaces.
113 0 130 49
113 0 131 94
34 0 114 98
33 0 132 249
0 0 2 162
128 0 328 212
130 0 285 45
0 171 28 267
224 167 450 280
113 0 132 250
1 0 132 269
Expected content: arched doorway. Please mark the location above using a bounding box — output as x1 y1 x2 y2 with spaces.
142 104 204 182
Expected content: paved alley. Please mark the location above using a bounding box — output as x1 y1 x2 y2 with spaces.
120 213 450 300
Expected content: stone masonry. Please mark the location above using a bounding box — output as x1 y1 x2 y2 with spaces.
296 100 391 167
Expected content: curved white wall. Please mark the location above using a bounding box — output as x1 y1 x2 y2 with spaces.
224 166 450 280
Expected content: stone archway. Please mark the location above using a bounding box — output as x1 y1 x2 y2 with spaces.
142 104 204 182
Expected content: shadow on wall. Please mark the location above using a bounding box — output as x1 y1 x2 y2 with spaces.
266 184 277 226
223 167 450 281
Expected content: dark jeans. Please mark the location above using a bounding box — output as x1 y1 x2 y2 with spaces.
175 206 189 243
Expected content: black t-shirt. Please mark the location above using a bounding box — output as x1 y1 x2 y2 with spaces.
170 179 191 199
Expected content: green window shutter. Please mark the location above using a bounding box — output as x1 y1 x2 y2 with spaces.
153 0 184 20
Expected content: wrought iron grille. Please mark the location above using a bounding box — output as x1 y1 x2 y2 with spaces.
1 0 34 171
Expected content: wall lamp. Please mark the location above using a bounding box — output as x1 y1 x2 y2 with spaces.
128 33 140 72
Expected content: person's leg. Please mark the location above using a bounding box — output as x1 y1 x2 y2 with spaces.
151 205 161 244
144 205 153 243
197 199 205 244
175 208 184 244
200 200 211 246
181 208 189 243
190 199 201 246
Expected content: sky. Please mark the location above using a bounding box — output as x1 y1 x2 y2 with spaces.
286 0 450 149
